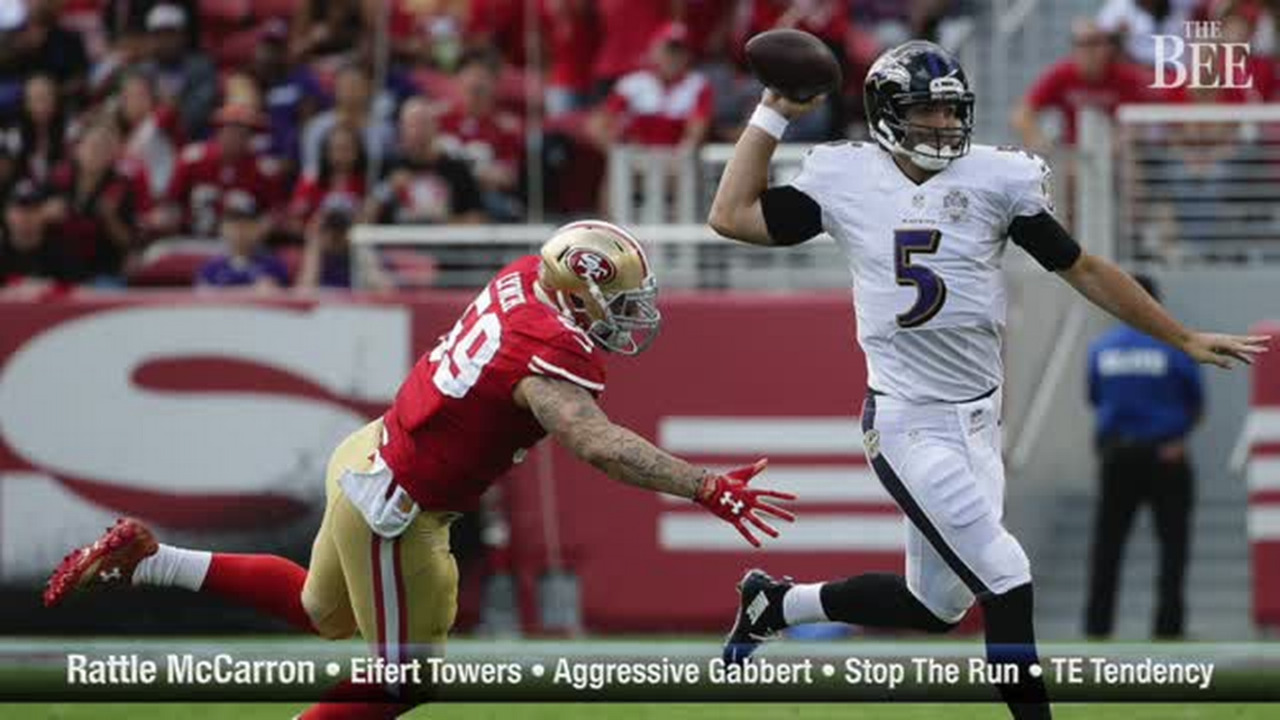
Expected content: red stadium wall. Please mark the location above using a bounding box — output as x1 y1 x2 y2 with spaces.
1248 322 1280 628
0 293 907 633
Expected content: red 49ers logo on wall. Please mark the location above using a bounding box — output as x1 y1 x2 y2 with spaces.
565 249 617 284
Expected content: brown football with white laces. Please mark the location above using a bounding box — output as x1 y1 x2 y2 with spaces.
745 29 842 103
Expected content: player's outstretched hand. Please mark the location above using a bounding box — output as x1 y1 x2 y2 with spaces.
1183 332 1271 369
761 89 826 120
695 459 796 548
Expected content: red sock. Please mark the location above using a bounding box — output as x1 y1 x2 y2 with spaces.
201 553 316 634
298 680 412 719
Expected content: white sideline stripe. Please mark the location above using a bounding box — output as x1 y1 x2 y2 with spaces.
658 513 903 552
529 355 605 391
1249 458 1280 492
1249 409 1280 445
661 466 887 504
659 417 864 455
1248 506 1280 541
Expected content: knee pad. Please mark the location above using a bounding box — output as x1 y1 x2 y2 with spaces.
302 593 357 640
908 572 975 625
976 530 1031 595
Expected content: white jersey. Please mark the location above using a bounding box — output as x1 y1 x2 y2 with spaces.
791 141 1053 403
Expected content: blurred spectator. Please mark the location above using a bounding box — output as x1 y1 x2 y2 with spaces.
45 119 140 283
0 0 90 112
0 125 19 200
150 104 282 239
1085 275 1201 640
1098 0 1197 65
251 20 325 168
288 124 367 234
679 0 736 60
854 0 965 47
296 194 391 291
115 69 179 199
733 0 848 139
196 189 288 290
439 50 524 222
544 0 599 116
366 98 484 224
9 73 69 184
1 179 75 283
592 0 675 89
100 0 201 60
590 23 713 151
388 0 467 69
290 0 366 64
300 62 396 178
468 0 533 66
1011 19 1152 153
134 3 218 139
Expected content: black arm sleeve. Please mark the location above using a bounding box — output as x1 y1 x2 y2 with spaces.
760 185 823 246
1008 211 1083 272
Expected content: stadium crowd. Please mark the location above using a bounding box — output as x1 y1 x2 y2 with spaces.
0 0 1276 290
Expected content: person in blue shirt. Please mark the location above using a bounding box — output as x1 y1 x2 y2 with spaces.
195 190 289 290
1084 274 1203 639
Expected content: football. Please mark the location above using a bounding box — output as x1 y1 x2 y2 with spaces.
745 29 842 103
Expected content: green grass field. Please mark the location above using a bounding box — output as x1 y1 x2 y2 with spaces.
2 703 1278 720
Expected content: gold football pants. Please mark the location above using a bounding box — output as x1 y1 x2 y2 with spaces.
300 419 459 666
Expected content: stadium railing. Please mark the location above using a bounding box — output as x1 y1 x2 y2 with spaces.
350 222 847 291
1086 103 1280 265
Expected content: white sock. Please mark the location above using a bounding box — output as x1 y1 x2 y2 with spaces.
133 544 212 591
782 583 829 625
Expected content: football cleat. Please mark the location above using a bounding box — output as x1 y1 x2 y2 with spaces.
722 568 792 665
43 518 158 608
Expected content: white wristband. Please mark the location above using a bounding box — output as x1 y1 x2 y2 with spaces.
749 104 789 140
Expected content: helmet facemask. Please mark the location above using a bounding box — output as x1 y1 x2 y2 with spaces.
581 273 660 356
869 73 975 172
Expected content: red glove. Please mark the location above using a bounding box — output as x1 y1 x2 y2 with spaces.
694 459 796 548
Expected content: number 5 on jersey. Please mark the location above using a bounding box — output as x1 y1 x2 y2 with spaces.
894 229 947 328
431 288 502 397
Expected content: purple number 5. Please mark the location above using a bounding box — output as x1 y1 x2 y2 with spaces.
894 229 947 328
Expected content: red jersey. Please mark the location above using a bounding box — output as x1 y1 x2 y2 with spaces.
593 0 671 81
437 108 524 180
381 255 607 510
287 173 367 224
605 69 713 146
166 141 283 237
1025 60 1153 145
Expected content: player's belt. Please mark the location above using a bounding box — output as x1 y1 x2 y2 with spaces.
866 385 999 404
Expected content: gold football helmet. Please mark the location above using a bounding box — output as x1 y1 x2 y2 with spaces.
538 220 660 355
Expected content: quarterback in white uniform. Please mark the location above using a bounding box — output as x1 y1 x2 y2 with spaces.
709 41 1268 720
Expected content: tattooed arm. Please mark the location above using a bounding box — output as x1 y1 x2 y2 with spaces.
514 375 706 498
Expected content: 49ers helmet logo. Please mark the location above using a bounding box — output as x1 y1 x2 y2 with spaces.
565 248 617 284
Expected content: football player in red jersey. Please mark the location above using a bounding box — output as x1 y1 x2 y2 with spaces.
44 220 795 718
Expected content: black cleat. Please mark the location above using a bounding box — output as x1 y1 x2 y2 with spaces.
722 568 792 665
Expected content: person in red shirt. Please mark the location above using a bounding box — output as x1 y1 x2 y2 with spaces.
1011 19 1154 151
591 22 714 150
148 104 283 239
287 123 367 236
45 120 140 282
46 221 797 717
592 0 675 87
544 0 600 115
438 50 525 220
